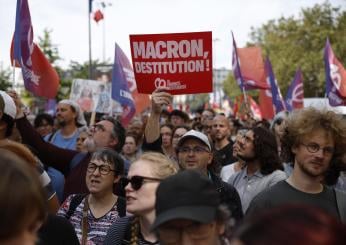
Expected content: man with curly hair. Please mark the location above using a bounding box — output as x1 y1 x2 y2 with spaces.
227 126 286 212
247 108 346 223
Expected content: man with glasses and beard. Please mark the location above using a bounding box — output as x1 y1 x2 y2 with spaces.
247 108 346 223
9 91 125 201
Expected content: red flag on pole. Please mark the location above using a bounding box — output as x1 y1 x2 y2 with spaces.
93 9 104 23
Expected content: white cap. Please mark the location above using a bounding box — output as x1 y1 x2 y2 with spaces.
178 130 211 151
0 91 16 119
58 99 86 126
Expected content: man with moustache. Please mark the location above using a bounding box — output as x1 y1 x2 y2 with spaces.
227 126 286 212
9 91 125 200
247 108 346 223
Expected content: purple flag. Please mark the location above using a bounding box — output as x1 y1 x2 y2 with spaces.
324 38 346 106
285 68 304 111
231 32 245 91
12 0 59 98
111 43 136 126
265 57 286 113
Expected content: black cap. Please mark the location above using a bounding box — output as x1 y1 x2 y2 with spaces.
152 170 220 230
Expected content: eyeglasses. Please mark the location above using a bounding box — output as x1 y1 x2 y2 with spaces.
178 146 210 154
158 222 215 244
301 143 334 155
122 175 161 191
87 162 115 175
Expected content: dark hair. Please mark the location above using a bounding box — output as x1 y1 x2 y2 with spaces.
34 113 54 128
252 126 283 175
91 148 124 176
172 125 191 136
2 114 14 137
232 204 346 245
0 149 46 241
125 132 140 146
160 123 174 132
102 116 125 153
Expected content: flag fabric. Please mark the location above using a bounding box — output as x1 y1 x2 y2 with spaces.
232 33 269 90
285 68 304 111
111 43 137 126
324 38 346 106
233 94 262 121
265 57 286 113
93 9 104 23
12 0 59 98
259 89 275 120
237 47 269 90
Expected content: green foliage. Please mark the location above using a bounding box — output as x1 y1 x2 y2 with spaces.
0 68 12 91
248 1 346 97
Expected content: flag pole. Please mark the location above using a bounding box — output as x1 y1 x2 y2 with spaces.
88 0 93 79
12 59 16 90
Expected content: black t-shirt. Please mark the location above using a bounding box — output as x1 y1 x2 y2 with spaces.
247 180 340 220
213 142 237 166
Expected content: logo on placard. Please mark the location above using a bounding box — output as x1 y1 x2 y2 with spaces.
154 78 187 90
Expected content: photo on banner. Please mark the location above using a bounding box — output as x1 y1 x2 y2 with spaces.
129 31 213 94
70 79 112 114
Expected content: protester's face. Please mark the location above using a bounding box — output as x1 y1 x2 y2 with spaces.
128 122 143 138
292 129 334 179
171 115 184 127
90 120 117 149
212 116 230 142
201 111 214 125
237 130 256 161
203 120 213 136
123 136 137 155
76 131 88 152
86 158 118 195
125 160 160 215
172 128 188 150
56 103 75 126
158 219 224 245
161 126 173 148
35 119 53 137
273 118 286 139
232 134 243 157
178 138 212 174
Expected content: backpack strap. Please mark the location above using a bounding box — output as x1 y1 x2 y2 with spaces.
65 194 87 220
117 196 126 217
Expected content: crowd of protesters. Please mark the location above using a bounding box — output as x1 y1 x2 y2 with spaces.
0 87 346 245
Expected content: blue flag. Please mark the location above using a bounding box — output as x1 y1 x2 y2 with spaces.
111 43 136 126
285 68 304 111
265 57 286 113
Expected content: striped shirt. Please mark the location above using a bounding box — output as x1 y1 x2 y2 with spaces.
57 194 121 245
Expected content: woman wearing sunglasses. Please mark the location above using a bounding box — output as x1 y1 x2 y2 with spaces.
104 152 178 245
57 148 125 245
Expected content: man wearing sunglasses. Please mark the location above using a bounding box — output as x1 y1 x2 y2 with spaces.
10 91 125 201
247 108 346 223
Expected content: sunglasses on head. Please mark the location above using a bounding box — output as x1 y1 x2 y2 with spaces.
121 175 161 191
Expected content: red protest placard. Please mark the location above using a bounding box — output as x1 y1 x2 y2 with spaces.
129 31 213 94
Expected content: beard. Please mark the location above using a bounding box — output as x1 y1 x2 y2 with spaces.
57 118 67 127
84 136 96 152
237 153 257 162
298 161 328 178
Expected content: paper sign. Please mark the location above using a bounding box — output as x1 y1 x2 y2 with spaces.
130 31 213 94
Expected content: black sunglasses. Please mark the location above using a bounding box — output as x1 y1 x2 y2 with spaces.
121 175 161 191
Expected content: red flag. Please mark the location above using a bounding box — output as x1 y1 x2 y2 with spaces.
233 94 262 120
11 0 59 98
236 46 269 90
259 89 275 119
93 9 104 23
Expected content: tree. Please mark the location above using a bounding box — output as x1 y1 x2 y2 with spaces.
0 67 12 91
248 1 346 97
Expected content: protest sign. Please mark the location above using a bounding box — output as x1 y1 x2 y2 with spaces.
130 31 213 94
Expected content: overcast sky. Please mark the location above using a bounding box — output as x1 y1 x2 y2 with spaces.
0 0 344 70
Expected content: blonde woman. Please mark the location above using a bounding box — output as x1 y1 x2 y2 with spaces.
104 152 178 244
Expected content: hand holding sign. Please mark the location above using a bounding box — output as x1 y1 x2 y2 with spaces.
151 87 173 114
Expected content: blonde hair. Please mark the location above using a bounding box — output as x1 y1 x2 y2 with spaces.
129 152 177 244
135 152 178 179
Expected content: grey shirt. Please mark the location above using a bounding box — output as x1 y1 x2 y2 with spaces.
228 167 287 212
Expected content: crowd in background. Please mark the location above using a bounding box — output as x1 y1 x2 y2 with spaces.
0 88 346 245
